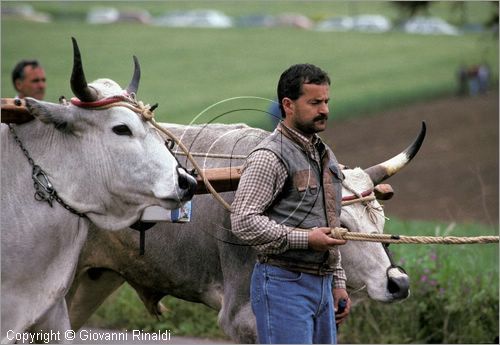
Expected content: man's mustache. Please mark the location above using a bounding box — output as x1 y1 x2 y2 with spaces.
314 114 328 121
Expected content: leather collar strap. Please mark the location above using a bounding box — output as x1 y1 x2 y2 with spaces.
342 189 373 202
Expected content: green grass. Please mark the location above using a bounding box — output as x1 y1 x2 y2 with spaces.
2 1 498 129
87 218 498 343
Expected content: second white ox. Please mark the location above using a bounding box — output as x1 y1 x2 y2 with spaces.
67 122 425 342
0 38 197 343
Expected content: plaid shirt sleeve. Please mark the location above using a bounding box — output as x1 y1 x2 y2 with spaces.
230 149 309 254
331 248 347 289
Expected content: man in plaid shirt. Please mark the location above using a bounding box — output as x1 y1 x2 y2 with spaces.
231 64 351 344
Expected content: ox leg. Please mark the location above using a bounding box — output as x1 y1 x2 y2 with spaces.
218 245 258 343
66 268 125 331
219 301 257 343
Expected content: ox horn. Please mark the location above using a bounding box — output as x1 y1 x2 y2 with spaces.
365 121 426 185
126 56 141 95
70 37 98 102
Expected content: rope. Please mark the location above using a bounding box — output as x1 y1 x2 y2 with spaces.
149 119 233 212
154 120 499 245
329 227 499 244
69 95 500 245
127 97 234 211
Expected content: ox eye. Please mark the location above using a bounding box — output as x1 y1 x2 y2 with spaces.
112 124 133 136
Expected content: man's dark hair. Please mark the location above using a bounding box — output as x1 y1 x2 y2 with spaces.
11 59 41 87
277 63 331 117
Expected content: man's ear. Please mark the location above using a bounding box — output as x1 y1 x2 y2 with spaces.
282 97 294 117
14 79 22 92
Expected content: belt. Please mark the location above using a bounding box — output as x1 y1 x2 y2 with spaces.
257 254 334 276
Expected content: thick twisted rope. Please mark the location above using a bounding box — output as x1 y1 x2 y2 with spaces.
120 97 234 211
149 119 233 212
73 95 500 246
152 116 499 245
329 227 499 244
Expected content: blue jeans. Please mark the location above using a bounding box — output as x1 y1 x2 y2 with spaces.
251 262 337 344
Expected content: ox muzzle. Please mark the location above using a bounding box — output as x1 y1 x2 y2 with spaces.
383 243 410 299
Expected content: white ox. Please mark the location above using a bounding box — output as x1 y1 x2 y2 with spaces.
0 38 197 343
67 122 425 343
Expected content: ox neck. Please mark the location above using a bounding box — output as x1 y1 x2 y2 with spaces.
8 124 86 218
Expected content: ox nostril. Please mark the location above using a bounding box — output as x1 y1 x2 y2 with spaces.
388 277 401 294
177 166 189 189
176 166 197 196
387 275 410 299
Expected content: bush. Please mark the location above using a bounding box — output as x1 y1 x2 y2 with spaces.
339 245 499 343
339 219 499 343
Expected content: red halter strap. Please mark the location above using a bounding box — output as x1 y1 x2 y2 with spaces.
70 95 129 108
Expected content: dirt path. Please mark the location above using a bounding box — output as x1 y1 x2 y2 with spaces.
324 92 498 227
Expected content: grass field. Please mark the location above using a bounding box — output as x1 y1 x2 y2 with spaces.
2 1 498 129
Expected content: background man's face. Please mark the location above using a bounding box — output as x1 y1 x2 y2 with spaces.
16 66 46 100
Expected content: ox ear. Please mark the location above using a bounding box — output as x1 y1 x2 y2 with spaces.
374 183 394 200
25 98 76 133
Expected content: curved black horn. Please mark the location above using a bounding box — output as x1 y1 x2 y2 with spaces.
365 121 426 185
126 56 141 95
70 37 98 102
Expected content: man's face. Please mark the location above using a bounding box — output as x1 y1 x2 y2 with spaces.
283 83 330 136
15 66 46 100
